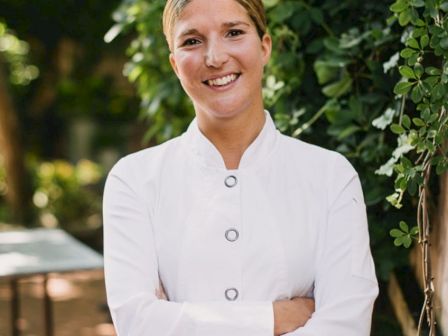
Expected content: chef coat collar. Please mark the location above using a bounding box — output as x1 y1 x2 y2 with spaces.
183 110 278 170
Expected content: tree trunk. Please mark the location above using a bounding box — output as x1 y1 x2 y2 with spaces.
0 59 29 223
434 171 448 333
410 170 448 334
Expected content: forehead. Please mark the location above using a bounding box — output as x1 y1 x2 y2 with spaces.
173 0 252 34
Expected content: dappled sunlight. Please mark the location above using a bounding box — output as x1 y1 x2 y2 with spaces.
0 271 116 336
24 277 82 302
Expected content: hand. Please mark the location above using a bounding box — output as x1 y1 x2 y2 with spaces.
273 297 315 336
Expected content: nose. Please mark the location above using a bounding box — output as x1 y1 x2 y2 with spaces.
204 39 229 68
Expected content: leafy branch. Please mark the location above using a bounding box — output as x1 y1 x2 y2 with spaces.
381 0 448 333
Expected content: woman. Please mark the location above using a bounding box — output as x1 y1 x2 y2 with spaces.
103 0 379 335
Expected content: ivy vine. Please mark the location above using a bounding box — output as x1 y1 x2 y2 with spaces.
385 0 448 333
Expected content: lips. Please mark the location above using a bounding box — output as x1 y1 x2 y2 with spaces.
203 73 241 87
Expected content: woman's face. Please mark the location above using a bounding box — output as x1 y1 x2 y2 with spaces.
169 0 271 122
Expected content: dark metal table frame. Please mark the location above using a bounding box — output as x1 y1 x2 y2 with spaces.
10 274 54 336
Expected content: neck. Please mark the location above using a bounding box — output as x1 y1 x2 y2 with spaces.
196 109 266 170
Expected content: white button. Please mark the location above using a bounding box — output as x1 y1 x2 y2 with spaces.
225 288 239 301
225 228 239 242
224 175 238 188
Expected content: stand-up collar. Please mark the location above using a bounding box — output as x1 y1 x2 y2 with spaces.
182 111 279 170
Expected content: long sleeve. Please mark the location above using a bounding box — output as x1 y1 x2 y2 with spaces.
103 158 274 336
288 155 379 336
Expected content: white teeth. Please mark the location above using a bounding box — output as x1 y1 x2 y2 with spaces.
207 74 238 87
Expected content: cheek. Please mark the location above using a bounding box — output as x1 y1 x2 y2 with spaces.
175 53 202 82
231 41 264 68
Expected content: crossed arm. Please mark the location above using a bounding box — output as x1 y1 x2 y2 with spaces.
155 286 315 336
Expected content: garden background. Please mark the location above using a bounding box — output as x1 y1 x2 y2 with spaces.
1 0 447 335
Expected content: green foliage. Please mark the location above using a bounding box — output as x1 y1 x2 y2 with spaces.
0 21 39 85
390 221 419 248
32 160 103 231
105 0 193 143
379 0 448 246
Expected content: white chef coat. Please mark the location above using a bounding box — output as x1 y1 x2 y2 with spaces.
103 111 379 336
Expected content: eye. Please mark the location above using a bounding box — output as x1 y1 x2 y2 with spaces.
227 29 244 38
181 38 201 47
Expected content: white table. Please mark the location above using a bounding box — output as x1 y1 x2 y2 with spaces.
0 228 103 336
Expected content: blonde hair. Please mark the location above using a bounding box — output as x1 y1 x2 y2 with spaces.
163 0 267 49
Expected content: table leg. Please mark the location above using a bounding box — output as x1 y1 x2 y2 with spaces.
43 275 53 336
10 278 20 336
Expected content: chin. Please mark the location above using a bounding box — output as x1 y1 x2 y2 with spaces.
201 99 251 120
206 106 244 120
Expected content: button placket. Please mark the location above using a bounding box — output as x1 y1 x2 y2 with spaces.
221 173 241 300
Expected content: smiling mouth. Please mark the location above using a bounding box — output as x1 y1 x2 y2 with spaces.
203 73 241 87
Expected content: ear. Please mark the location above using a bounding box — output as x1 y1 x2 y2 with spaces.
169 53 180 77
260 33 272 66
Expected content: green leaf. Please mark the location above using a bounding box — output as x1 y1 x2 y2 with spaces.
337 125 361 140
309 8 324 24
408 179 418 195
410 226 419 235
440 37 448 49
399 9 412 26
406 38 420 49
412 117 426 126
398 176 407 190
394 237 403 247
403 236 412 248
393 81 415 94
433 83 446 100
410 0 425 7
399 65 416 79
412 28 426 38
422 108 431 121
407 52 419 66
441 2 448 12
391 123 405 134
399 221 409 233
429 6 438 19
262 0 280 8
420 34 429 48
425 67 441 75
411 84 424 103
390 229 405 238
390 1 408 12
429 25 444 36
400 48 417 58
436 161 448 174
322 75 353 98
402 115 411 129
270 3 295 23
313 60 340 85
414 19 426 26
414 63 424 78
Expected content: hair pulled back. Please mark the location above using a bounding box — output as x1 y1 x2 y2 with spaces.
163 0 267 49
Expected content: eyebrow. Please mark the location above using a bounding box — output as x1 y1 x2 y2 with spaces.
178 21 250 39
222 20 250 28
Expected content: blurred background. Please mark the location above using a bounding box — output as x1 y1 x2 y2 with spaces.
0 0 447 335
